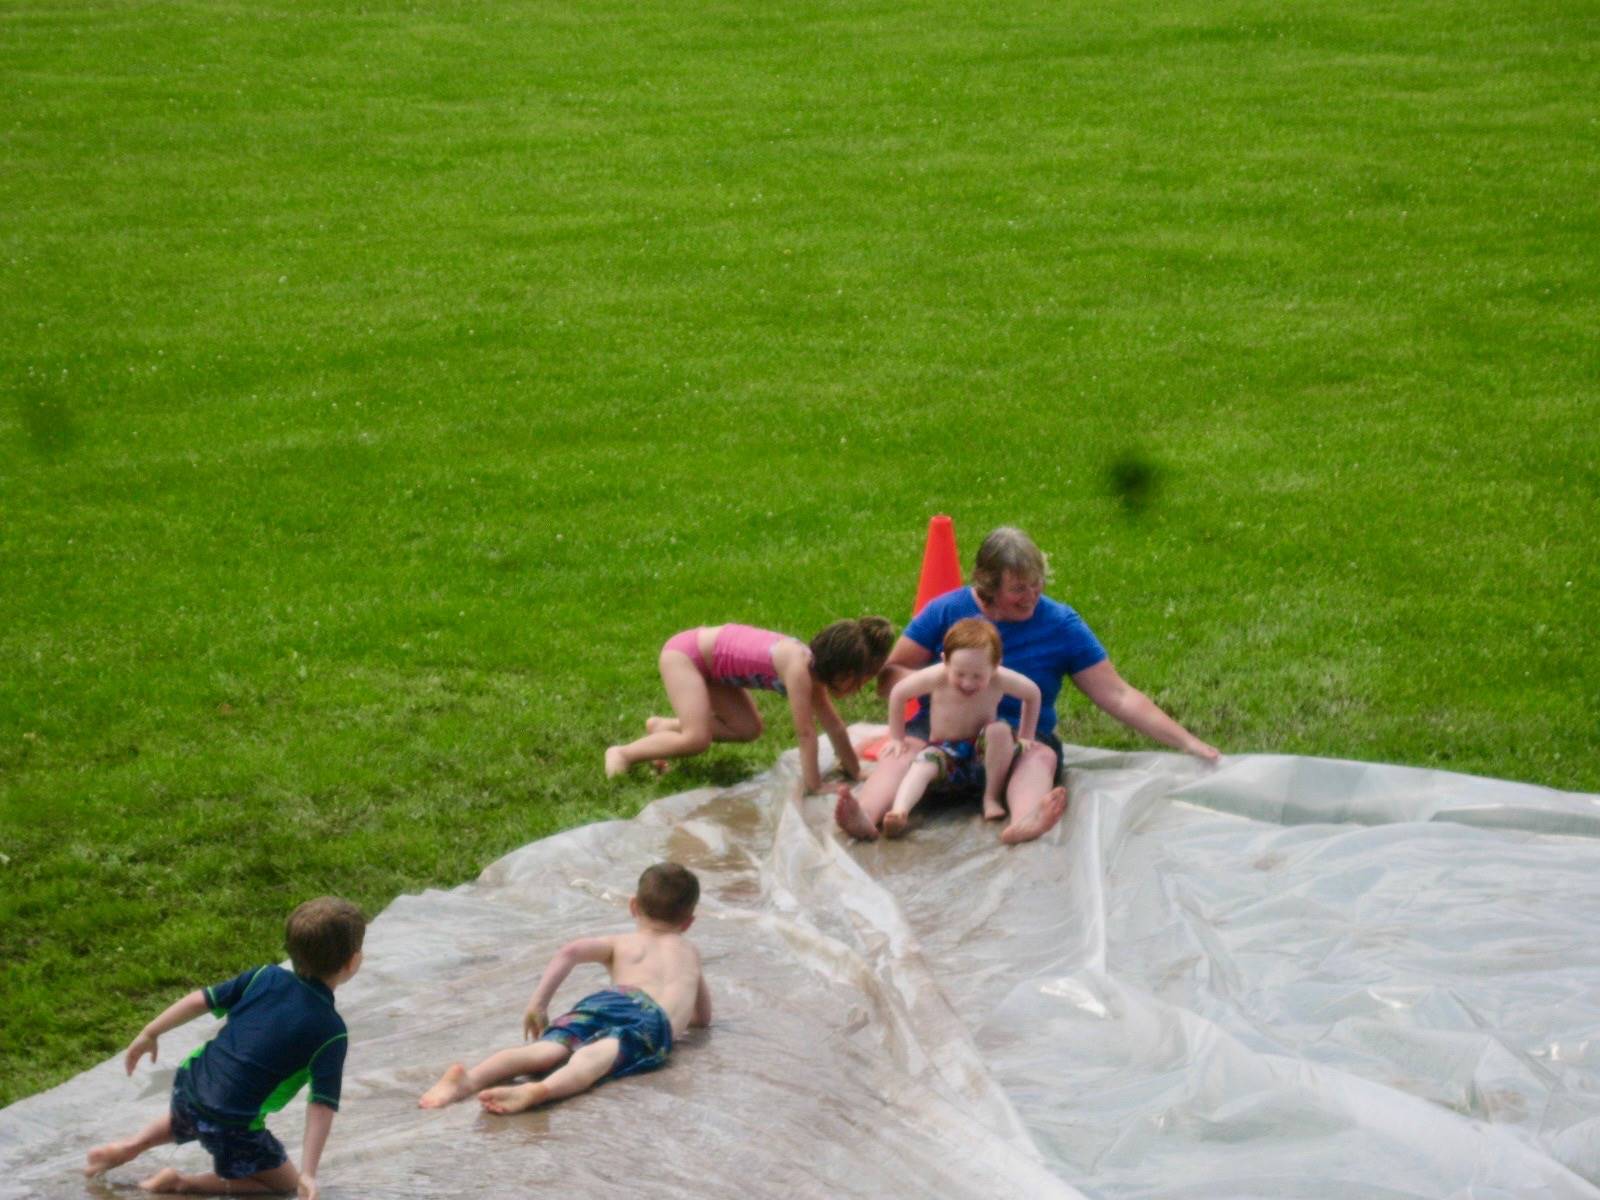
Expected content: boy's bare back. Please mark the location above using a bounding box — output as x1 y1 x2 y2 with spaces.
605 927 704 1036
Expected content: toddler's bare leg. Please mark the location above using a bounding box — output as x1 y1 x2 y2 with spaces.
480 1038 620 1113
139 1162 298 1194
420 1042 570 1108
644 716 680 733
86 1112 173 1177
883 760 939 837
980 722 1016 821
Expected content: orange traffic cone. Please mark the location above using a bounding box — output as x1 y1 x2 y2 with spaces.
863 517 963 760
911 514 963 618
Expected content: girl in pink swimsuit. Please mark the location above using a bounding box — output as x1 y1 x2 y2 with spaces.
605 617 895 793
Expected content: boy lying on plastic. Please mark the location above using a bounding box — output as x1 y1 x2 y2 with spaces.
419 862 710 1114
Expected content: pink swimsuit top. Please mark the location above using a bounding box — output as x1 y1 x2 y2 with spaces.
710 624 807 695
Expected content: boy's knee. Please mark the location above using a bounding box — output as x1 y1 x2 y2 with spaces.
984 720 1013 743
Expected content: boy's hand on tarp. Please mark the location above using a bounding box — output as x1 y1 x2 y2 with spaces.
523 1006 548 1041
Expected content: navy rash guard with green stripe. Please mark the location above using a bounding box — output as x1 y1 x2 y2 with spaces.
176 964 347 1130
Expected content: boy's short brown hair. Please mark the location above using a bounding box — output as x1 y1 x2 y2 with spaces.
636 862 700 924
943 617 1002 666
286 896 366 979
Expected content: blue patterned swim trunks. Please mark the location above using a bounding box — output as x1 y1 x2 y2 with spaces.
539 987 674 1079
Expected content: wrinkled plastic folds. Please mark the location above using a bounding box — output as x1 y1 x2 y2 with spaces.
6 733 1600 1198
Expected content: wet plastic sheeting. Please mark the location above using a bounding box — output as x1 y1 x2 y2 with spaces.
5 737 1600 1199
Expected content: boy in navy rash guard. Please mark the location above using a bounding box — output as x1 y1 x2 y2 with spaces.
85 897 365 1199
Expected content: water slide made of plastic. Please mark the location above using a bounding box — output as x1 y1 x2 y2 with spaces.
5 732 1599 1199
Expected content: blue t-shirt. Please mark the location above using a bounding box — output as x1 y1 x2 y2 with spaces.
904 588 1107 739
176 964 348 1130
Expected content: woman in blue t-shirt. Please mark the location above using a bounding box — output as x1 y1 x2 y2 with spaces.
835 526 1220 844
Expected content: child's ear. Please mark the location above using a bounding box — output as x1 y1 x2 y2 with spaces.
628 896 641 918
679 915 695 932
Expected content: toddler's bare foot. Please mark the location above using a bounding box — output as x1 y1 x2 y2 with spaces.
479 1082 546 1114
881 810 909 838
981 796 1006 821
419 1063 474 1108
604 747 629 778
1001 787 1067 844
650 758 671 775
833 785 878 841
139 1168 183 1193
85 1141 140 1177
645 716 679 734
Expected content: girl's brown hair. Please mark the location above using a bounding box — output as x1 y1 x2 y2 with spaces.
809 616 896 689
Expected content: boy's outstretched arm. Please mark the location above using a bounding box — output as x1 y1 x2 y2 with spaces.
124 989 210 1074
691 973 712 1028
524 937 614 1039
296 1102 336 1200
886 666 942 750
998 669 1042 745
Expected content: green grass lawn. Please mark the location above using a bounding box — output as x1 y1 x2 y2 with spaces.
3 0 1596 1107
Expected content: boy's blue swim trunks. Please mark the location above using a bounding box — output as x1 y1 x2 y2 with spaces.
170 1079 288 1180
539 987 673 1079
918 736 982 788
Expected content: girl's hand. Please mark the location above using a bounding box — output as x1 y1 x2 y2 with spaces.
124 1031 158 1075
1017 737 1034 756
881 738 909 760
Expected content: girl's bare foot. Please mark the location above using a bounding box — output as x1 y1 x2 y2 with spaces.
419 1063 473 1109
981 796 1006 821
645 716 679 734
139 1168 183 1193
881 811 909 838
604 747 629 778
479 1082 546 1114
1000 786 1067 844
85 1141 140 1177
834 785 879 841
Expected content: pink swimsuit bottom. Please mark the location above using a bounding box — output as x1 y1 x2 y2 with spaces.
663 625 803 695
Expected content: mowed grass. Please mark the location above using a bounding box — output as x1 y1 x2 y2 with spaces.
2 0 1596 1107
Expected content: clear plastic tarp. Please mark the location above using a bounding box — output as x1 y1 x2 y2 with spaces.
6 732 1600 1199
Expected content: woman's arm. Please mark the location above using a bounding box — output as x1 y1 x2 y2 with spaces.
875 635 934 699
1069 660 1219 761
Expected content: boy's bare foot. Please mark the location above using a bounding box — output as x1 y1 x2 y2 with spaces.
479 1082 547 1114
603 747 629 778
139 1168 183 1193
981 796 1006 821
85 1141 140 1177
1000 787 1067 844
881 810 909 838
834 785 878 841
645 716 679 734
419 1063 474 1108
